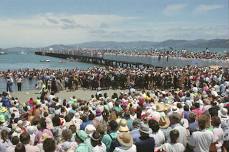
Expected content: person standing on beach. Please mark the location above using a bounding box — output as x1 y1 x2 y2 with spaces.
6 75 13 92
16 75 22 91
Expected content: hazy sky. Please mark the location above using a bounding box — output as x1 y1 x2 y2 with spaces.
0 0 228 48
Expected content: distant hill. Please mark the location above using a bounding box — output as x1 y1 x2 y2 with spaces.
3 39 229 51
49 39 229 50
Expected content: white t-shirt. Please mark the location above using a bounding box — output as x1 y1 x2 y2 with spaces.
170 124 188 147
160 143 185 152
114 145 137 152
92 143 107 152
150 129 165 147
189 129 214 152
213 127 224 152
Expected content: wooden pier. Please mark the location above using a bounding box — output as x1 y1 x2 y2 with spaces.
35 51 157 68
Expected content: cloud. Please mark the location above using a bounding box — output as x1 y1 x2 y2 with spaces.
0 13 227 48
46 18 59 24
194 4 224 13
0 13 136 47
163 4 187 16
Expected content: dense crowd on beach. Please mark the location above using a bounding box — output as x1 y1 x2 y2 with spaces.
1 65 229 93
0 65 229 152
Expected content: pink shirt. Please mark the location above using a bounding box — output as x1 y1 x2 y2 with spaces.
35 129 53 144
192 108 204 118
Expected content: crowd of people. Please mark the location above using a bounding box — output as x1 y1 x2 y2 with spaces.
1 65 229 93
0 64 229 151
104 49 229 60
47 48 229 60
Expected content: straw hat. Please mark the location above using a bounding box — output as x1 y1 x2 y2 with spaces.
139 124 150 134
117 132 133 148
159 116 170 129
119 126 129 132
119 119 127 127
0 106 7 113
156 103 167 112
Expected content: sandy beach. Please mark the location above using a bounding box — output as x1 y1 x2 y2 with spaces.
10 89 129 103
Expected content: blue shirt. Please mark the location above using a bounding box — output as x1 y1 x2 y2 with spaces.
1 97 11 108
135 136 155 152
131 129 140 143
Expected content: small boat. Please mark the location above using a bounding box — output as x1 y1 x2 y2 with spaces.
58 60 66 63
40 59 50 62
20 51 25 55
0 51 7 55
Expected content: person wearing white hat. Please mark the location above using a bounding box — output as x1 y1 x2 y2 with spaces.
135 124 155 152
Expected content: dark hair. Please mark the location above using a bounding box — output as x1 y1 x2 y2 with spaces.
81 115 88 122
188 112 196 123
124 112 130 119
62 129 72 141
186 92 190 97
11 113 15 119
43 138 56 152
65 114 72 122
15 143 26 152
52 115 61 126
43 112 49 117
39 117 47 129
223 141 229 151
211 116 221 127
88 112 95 120
20 132 30 144
11 136 19 145
170 129 179 144
69 125 77 134
109 120 118 131
184 104 189 111
91 131 102 147
194 102 200 108
104 93 108 98
1 130 9 143
177 103 182 109
148 119 160 133
208 107 219 117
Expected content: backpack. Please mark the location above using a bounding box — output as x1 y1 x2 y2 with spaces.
108 134 120 152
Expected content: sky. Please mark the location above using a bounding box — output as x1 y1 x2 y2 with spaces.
0 0 228 48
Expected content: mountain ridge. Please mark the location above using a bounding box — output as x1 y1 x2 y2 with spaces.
2 39 229 51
